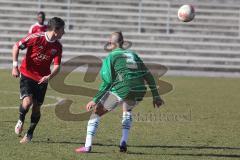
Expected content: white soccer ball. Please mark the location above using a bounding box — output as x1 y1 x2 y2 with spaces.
178 4 195 22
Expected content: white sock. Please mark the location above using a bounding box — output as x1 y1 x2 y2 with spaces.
120 111 132 145
85 114 100 148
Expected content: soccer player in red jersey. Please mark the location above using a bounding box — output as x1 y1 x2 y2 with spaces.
28 11 47 34
12 17 65 143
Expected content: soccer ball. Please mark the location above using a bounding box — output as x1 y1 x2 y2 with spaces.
178 4 195 22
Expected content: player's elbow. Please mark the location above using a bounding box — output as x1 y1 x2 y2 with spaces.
12 44 19 54
12 44 18 50
54 65 61 72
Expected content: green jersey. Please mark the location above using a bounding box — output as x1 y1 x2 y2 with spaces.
93 48 160 103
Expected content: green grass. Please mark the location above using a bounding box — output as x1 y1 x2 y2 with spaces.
1 69 240 160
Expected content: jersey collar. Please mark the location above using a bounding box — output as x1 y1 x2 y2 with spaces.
36 22 45 27
45 32 56 43
112 48 124 52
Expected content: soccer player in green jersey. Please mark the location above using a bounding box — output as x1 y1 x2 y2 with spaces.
75 31 164 153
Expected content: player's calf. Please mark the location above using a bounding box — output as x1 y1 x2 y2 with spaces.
26 112 41 136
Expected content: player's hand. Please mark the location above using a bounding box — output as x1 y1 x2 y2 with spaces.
12 67 20 78
153 97 164 108
86 101 96 111
38 75 50 84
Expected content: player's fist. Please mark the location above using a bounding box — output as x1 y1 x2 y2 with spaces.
12 67 20 78
153 97 164 108
86 101 96 111
38 75 50 84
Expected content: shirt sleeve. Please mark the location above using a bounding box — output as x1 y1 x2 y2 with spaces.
136 55 160 99
53 46 62 65
15 34 36 50
93 56 114 103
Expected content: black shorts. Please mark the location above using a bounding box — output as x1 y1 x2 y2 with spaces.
20 74 48 106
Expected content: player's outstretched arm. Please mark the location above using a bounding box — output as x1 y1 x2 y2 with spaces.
12 44 20 78
143 68 164 108
136 55 165 108
146 73 165 108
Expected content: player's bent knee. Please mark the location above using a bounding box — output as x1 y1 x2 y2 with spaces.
22 96 33 108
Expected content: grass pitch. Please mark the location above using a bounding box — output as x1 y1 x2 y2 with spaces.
0 69 240 160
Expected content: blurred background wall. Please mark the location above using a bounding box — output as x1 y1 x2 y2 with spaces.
1 0 240 77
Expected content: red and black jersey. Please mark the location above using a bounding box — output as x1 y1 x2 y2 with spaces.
15 32 62 82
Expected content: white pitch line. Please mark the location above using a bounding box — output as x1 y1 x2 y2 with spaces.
0 90 64 110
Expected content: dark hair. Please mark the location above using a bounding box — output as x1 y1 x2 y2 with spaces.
114 31 124 47
37 11 45 20
47 17 65 31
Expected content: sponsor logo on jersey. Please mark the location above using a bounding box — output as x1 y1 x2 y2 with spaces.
36 53 50 61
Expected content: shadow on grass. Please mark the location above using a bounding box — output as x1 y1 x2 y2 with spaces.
32 140 84 145
130 144 240 150
32 140 107 154
32 140 117 147
32 140 240 158
128 152 240 158
33 140 240 150
128 145 240 158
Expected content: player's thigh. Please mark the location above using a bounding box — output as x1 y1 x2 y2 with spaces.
99 91 122 111
94 103 108 117
20 74 34 107
122 100 139 112
33 82 48 106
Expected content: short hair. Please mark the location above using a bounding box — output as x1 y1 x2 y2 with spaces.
47 17 65 31
37 11 45 20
